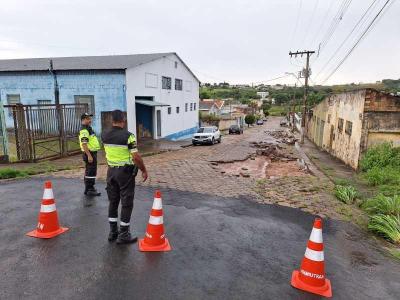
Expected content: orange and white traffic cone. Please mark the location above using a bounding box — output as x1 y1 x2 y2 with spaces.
291 218 332 298
26 181 69 239
139 190 171 252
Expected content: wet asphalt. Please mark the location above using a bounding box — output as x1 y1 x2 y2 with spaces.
0 177 399 300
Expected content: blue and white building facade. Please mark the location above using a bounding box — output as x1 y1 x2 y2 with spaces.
0 52 200 140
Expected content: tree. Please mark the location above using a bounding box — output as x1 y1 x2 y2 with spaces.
245 114 256 127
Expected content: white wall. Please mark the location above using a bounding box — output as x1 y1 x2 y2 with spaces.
125 54 199 139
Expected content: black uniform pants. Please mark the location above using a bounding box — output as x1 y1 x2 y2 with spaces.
83 151 97 191
106 166 136 225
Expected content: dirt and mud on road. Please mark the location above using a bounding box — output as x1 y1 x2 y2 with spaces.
214 125 354 220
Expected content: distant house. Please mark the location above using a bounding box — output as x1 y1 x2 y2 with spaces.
199 99 225 115
0 52 200 141
306 89 400 169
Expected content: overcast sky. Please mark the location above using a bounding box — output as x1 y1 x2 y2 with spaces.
0 0 398 85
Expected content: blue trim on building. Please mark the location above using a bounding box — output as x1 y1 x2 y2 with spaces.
0 70 126 133
164 125 198 141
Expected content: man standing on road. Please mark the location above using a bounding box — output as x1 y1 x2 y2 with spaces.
101 110 148 244
79 113 101 196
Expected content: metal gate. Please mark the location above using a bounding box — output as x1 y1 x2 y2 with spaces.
0 102 9 162
4 103 88 162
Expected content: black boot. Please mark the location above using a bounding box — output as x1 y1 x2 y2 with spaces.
84 188 101 196
116 225 138 244
108 222 119 242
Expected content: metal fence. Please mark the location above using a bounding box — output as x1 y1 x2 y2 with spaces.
3 103 88 162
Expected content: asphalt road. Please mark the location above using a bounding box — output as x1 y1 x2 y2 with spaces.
0 177 399 300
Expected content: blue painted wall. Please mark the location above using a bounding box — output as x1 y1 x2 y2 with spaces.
0 70 126 132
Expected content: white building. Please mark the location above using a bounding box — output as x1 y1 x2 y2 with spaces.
0 52 200 141
126 53 200 140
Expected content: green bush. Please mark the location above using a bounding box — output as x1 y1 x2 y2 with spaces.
334 185 358 204
364 166 400 186
360 142 400 171
0 168 28 179
368 214 400 244
363 194 400 215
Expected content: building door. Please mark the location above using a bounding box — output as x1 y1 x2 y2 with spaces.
156 110 161 137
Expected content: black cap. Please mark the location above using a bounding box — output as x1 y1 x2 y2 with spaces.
81 113 93 120
111 110 125 122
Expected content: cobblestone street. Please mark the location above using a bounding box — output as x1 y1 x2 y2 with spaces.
56 117 354 220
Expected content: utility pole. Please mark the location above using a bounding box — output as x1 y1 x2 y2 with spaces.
289 50 315 144
49 60 60 105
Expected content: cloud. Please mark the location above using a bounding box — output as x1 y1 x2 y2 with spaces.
0 0 398 85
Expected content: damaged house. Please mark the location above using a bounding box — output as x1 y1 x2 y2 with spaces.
306 89 400 169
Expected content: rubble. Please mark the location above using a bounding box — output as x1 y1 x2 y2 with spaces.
265 130 298 145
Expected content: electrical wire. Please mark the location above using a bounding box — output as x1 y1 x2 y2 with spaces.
290 0 303 49
301 0 320 47
314 0 380 80
319 0 353 52
309 0 335 50
321 0 394 84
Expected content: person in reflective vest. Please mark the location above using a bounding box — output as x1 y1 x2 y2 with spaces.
101 110 148 244
79 113 101 196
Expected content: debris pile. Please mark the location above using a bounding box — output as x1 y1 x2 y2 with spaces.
265 130 298 145
250 142 297 162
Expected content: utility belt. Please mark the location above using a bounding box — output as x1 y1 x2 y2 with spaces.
109 164 139 177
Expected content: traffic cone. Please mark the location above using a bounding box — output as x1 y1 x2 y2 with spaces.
139 190 171 252
291 218 332 298
26 181 69 239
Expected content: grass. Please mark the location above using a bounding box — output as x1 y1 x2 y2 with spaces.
0 162 74 180
268 105 288 116
0 168 28 179
368 214 400 244
334 185 358 204
362 194 400 216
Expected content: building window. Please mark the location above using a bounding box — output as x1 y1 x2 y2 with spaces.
168 107 172 114
37 100 52 105
175 79 183 91
176 106 180 114
338 118 344 133
174 61 178 68
162 76 172 90
185 103 188 112
193 103 197 111
190 103 193 111
345 121 353 136
7 94 21 116
74 95 95 115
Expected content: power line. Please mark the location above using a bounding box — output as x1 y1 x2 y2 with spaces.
321 0 394 84
301 0 320 47
319 0 353 53
290 0 303 48
314 0 380 80
308 0 335 49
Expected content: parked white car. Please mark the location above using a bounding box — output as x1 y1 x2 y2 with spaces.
192 126 222 145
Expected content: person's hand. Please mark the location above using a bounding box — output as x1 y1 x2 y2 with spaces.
142 170 148 182
88 155 93 163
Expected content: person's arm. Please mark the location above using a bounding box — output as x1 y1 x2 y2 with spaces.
80 129 93 163
128 133 148 182
82 144 93 163
132 152 148 182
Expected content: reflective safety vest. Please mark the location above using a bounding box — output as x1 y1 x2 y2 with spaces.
101 126 138 166
79 125 101 152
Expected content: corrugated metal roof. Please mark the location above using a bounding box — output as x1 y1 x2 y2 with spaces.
0 52 174 72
